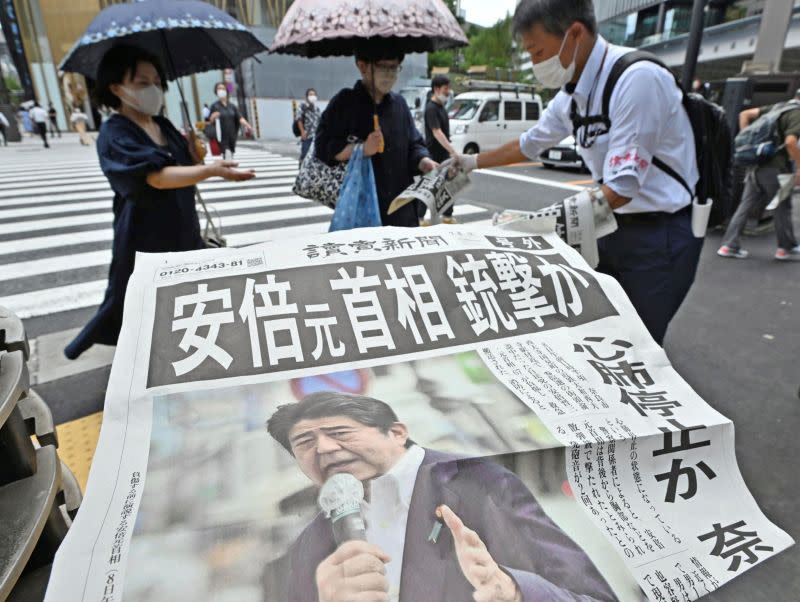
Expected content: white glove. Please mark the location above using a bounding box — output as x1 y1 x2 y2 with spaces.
418 157 438 174
452 153 479 174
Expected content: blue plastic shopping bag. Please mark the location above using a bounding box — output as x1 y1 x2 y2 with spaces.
328 144 382 232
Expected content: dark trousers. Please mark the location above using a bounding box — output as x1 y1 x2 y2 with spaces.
597 207 703 346
0 124 6 146
35 122 49 147
48 117 61 137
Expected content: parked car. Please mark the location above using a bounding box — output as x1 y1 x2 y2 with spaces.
448 84 543 155
539 135 589 172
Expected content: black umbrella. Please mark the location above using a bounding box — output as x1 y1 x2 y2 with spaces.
59 0 267 80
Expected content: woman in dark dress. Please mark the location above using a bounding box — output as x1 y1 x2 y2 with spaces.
209 82 253 159
64 45 255 360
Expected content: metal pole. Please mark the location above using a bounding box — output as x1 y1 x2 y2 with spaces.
681 0 707 92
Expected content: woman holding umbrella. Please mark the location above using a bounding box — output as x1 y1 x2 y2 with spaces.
208 81 254 160
315 38 436 227
64 45 255 360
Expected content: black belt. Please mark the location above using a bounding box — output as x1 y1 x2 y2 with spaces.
614 204 691 226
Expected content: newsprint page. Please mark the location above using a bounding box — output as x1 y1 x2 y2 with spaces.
45 225 793 602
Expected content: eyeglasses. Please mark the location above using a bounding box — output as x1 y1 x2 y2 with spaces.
374 64 403 75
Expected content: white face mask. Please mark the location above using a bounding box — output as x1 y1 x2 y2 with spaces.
307 95 318 104
532 32 579 89
373 71 398 95
120 85 164 116
436 93 449 104
217 88 228 99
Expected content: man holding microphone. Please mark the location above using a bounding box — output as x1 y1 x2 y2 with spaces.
455 0 702 346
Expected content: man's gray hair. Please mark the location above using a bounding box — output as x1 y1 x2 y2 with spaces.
512 0 598 38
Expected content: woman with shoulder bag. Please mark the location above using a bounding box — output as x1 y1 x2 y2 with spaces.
64 45 255 360
208 82 254 159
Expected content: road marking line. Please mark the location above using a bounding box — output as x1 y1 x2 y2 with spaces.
0 203 332 256
1 194 309 235
476 168 587 191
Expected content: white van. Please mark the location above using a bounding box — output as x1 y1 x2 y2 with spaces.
448 84 543 155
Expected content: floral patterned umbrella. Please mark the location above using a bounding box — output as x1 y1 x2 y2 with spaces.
269 0 468 57
59 0 267 80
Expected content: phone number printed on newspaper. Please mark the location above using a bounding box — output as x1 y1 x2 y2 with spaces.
154 253 266 283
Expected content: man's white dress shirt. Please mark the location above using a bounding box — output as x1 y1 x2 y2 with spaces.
520 36 698 214
363 444 426 602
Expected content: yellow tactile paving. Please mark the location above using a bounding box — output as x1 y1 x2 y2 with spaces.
56 412 103 494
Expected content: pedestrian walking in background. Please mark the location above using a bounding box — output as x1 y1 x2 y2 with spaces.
202 103 211 121
48 102 62 137
29 102 50 148
315 38 436 228
19 106 32 135
297 87 321 164
452 0 703 345
208 82 254 159
70 107 93 145
64 45 255 360
422 74 458 225
0 110 8 146
718 91 800 261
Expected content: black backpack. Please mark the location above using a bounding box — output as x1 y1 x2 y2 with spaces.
292 103 303 137
571 51 734 227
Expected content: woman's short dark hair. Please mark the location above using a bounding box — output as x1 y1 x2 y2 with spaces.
306 88 316 96
267 391 411 454
512 0 597 38
95 45 167 109
432 75 451 91
214 81 227 94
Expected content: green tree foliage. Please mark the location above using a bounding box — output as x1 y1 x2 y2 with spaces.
463 16 514 70
427 14 516 73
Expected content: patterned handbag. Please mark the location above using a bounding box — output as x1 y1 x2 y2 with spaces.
292 141 353 209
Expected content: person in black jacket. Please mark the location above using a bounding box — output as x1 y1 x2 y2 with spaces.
314 39 437 227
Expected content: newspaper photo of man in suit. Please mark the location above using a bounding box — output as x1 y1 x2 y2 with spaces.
266 391 618 602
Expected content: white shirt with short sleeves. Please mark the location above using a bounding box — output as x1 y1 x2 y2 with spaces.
362 444 425 602
519 36 698 214
29 106 48 124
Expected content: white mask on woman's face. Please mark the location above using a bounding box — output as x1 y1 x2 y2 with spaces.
120 85 164 116
532 32 579 89
307 95 318 104
217 88 228 99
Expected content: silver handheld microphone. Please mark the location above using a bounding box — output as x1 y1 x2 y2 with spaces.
318 473 367 545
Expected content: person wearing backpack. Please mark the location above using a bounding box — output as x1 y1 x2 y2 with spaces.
451 0 710 345
717 91 800 261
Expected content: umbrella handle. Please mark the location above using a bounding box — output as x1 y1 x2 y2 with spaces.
373 114 384 154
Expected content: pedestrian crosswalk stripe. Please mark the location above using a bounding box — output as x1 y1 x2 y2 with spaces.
0 163 301 190
0 194 311 236
0 173 299 199
0 180 298 208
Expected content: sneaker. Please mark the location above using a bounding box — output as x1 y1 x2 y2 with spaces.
717 245 749 259
774 246 800 261
442 216 459 225
418 218 431 227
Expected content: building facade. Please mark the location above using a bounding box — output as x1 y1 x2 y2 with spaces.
597 0 800 81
